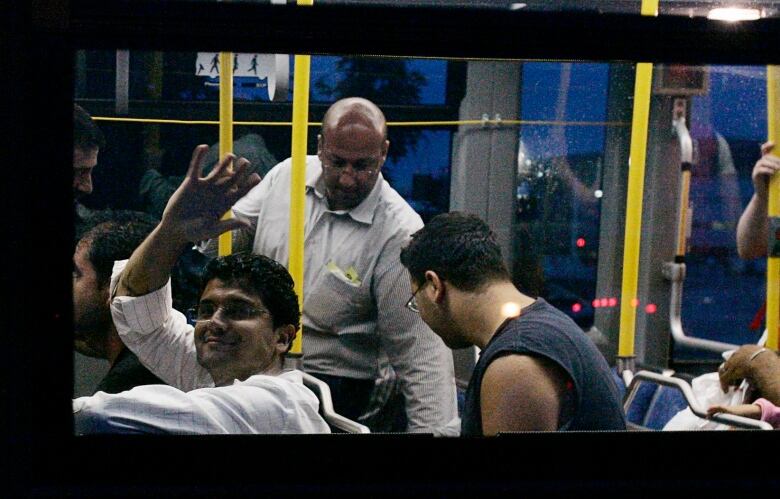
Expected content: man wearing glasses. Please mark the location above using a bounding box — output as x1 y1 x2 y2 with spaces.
73 147 330 434
400 212 626 435
202 97 457 434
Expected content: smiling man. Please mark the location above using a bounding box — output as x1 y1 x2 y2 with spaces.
72 146 330 434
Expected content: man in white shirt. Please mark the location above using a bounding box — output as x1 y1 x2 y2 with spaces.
202 97 458 434
73 146 330 434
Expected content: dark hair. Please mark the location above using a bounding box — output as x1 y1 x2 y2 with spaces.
78 210 159 286
400 211 510 292
74 104 105 151
200 253 301 332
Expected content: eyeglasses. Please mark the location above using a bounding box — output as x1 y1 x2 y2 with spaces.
187 301 270 323
405 283 427 313
321 152 381 176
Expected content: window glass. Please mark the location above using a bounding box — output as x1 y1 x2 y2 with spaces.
515 62 610 329
677 65 768 360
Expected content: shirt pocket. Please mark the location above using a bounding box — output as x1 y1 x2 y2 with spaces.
304 265 372 335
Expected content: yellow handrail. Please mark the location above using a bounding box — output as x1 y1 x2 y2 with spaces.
766 65 779 351
288 0 314 357
618 0 658 359
218 51 234 257
92 116 630 128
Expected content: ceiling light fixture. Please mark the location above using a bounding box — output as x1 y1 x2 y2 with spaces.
707 7 761 21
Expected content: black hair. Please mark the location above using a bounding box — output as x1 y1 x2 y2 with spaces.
200 253 300 332
78 210 159 286
74 104 105 151
400 211 510 292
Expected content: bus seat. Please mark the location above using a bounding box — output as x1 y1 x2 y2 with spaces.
623 370 772 430
643 386 688 430
623 380 659 429
300 371 371 434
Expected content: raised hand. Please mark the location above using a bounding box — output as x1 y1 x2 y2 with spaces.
161 144 262 243
751 142 779 198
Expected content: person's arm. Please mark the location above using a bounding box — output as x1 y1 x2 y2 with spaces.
73 380 328 434
116 145 259 298
706 402 762 420
753 398 780 427
480 354 569 434
736 142 778 259
110 258 211 391
373 257 458 433
112 145 259 390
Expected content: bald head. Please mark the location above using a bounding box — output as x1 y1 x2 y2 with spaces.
317 97 390 211
321 97 388 143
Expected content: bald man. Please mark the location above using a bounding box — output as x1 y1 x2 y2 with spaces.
201 98 457 434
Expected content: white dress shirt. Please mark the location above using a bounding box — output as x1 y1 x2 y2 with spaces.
73 370 330 434
72 260 331 435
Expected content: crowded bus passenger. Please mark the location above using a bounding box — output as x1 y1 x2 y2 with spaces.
399 212 626 435
73 147 330 434
74 210 165 393
707 343 780 428
685 141 780 428
73 104 105 237
201 97 458 434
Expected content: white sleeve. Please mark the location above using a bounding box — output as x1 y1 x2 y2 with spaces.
73 376 331 434
110 260 213 392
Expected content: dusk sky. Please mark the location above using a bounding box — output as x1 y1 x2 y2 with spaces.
303 57 768 198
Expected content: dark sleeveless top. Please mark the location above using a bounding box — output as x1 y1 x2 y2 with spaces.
461 298 626 435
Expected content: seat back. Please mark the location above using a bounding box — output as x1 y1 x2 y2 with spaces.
623 370 772 430
300 371 371 434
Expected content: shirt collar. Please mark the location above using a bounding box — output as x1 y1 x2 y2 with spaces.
307 161 383 225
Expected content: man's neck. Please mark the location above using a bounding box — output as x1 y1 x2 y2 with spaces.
104 325 125 368
451 282 535 350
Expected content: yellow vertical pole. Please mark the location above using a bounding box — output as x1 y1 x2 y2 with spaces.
766 65 779 351
617 0 659 362
218 51 234 257
288 0 314 357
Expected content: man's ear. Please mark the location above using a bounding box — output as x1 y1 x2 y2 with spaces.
424 270 446 303
316 134 323 156
275 324 297 354
381 139 390 161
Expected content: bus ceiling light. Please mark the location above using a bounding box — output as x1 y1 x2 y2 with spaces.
510 3 527 10
707 8 761 21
